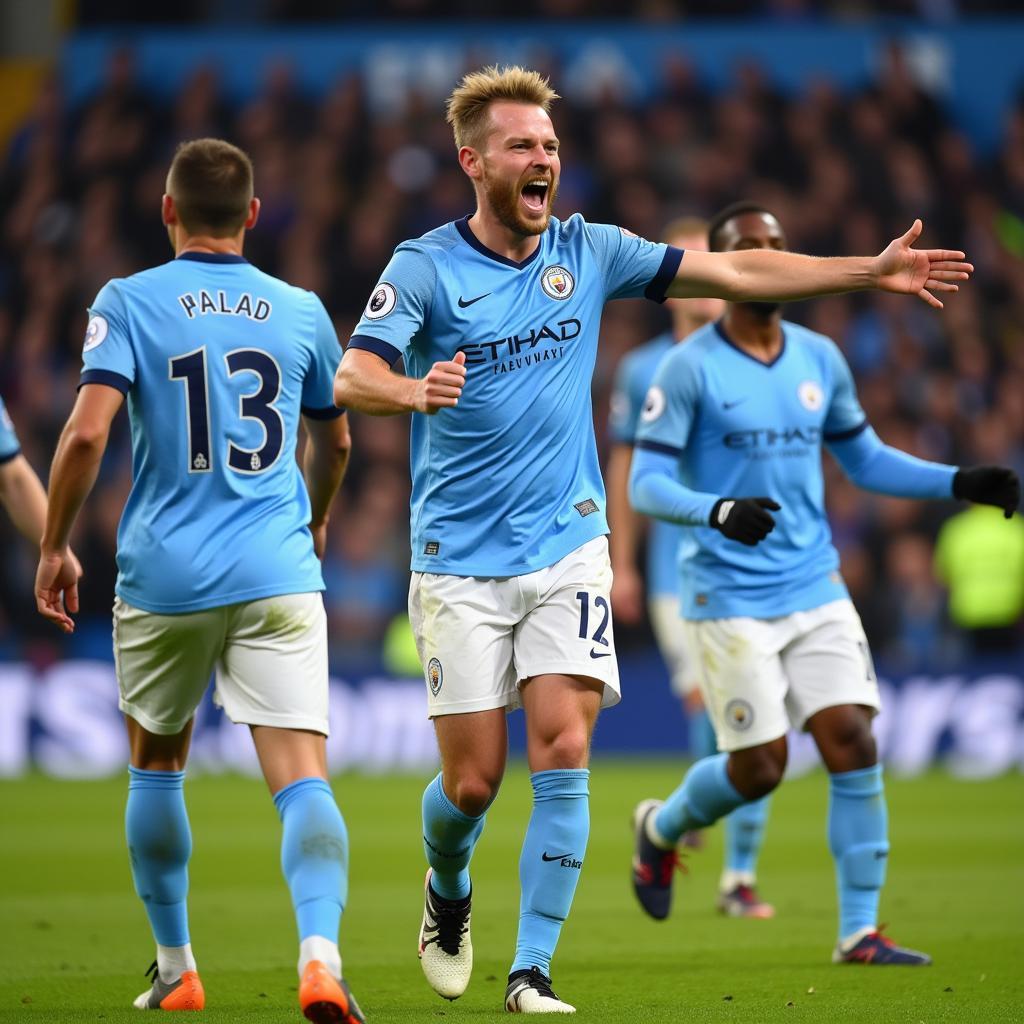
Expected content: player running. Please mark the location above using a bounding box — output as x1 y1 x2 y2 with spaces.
608 217 774 921
333 66 973 1012
34 139 363 1023
628 200 1020 965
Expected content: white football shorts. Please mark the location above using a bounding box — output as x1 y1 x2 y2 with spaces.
408 536 621 717
114 591 329 736
648 593 700 698
683 598 880 752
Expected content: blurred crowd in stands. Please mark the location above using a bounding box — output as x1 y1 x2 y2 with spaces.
77 1 1024 25
1 38 1022 674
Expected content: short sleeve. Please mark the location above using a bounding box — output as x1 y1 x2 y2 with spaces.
80 280 135 394
822 340 868 441
0 396 20 463
634 347 703 455
347 244 436 366
608 354 640 444
301 294 345 419
584 222 683 303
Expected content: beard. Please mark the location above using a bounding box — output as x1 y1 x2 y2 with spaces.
743 300 783 315
480 165 559 237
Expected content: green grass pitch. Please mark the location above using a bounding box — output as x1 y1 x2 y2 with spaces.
2 762 1022 1023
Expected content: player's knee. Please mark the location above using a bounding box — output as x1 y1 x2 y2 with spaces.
539 724 590 769
838 842 888 890
449 775 500 817
827 721 877 771
731 753 784 800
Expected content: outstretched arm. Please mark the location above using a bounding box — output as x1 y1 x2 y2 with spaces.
668 220 971 310
36 383 123 633
334 347 466 416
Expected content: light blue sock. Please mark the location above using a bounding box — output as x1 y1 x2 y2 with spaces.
125 767 191 947
829 764 888 942
274 777 348 941
687 707 718 761
421 773 485 901
723 795 771 875
512 769 589 976
654 753 745 845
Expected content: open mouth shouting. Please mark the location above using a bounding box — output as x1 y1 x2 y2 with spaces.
520 176 551 217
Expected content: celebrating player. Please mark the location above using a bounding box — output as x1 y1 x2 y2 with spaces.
628 201 1019 965
34 139 362 1023
333 66 973 1013
608 217 774 920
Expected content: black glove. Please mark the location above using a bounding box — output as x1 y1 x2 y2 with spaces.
952 466 1021 519
709 497 781 546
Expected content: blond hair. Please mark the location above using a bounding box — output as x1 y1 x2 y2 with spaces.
446 65 559 151
661 215 709 249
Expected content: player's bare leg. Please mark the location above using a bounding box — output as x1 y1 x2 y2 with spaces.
807 705 931 966
250 727 364 1023
502 674 601 1014
419 708 506 1000
125 717 205 1010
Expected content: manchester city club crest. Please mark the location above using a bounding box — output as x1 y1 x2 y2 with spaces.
540 265 575 300
725 698 755 731
798 380 824 411
427 657 443 696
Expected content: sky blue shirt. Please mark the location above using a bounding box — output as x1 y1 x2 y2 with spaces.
81 253 343 614
0 396 20 464
350 214 681 576
633 319 954 620
608 331 684 598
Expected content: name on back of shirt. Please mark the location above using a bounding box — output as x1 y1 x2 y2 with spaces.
178 289 272 321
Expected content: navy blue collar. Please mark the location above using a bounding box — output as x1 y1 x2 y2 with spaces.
176 252 248 264
714 320 786 368
455 216 543 270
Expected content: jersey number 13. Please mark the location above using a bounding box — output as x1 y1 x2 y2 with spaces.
169 347 283 474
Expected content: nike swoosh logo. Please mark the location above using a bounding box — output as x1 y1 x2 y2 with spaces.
458 293 490 308
723 398 747 409
590 649 612 659
542 851 573 862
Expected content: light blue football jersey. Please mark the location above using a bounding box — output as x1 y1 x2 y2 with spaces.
81 253 343 614
608 331 684 598
0 395 20 464
350 214 681 576
635 320 867 620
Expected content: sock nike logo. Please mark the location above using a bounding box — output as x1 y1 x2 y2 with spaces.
458 293 490 308
542 851 573 861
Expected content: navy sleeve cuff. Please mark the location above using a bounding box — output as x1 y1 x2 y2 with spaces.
644 246 685 303
348 335 403 367
824 420 869 443
0 447 20 465
79 369 132 394
302 404 346 420
635 438 684 458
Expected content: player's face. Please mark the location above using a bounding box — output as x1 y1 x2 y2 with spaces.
666 231 725 326
478 101 560 237
718 212 787 313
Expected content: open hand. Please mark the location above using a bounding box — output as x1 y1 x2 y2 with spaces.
874 219 973 310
